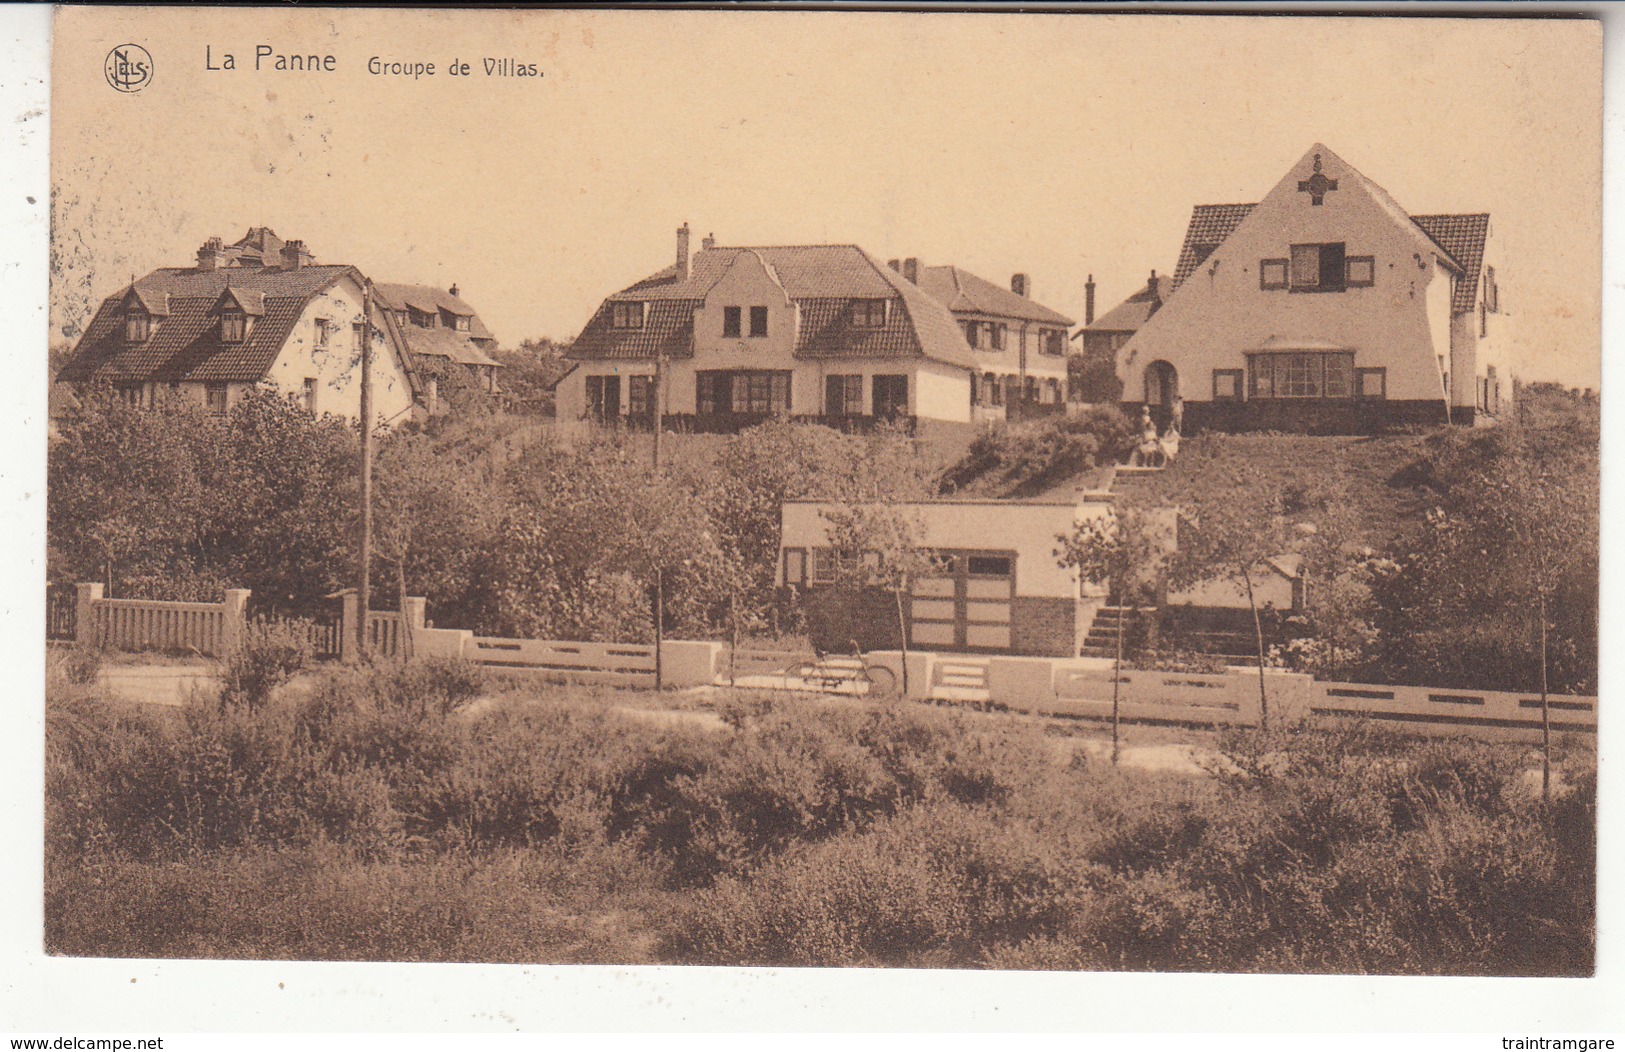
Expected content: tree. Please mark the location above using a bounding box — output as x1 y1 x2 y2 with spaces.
372 428 495 657
1055 504 1167 763
1163 439 1348 730
206 388 360 602
1386 414 1598 801
819 499 933 697
48 388 215 594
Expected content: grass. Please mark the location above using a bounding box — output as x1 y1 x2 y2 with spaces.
45 661 1596 974
1139 429 1445 551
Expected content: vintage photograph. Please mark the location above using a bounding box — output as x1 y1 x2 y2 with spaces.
41 7 1600 979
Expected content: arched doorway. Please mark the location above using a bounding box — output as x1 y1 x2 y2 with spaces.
1143 360 1179 432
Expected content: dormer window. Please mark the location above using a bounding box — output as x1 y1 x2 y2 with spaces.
454 315 470 332
410 308 436 329
221 308 248 342
611 302 645 329
125 310 153 343
850 300 887 328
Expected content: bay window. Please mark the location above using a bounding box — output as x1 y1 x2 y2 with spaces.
1248 351 1356 399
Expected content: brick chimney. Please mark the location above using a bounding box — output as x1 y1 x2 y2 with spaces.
887 259 901 272
196 237 223 272
1084 274 1095 325
1011 273 1029 298
701 232 716 252
449 283 460 298
1146 269 1163 318
903 258 920 284
676 223 691 282
280 239 311 270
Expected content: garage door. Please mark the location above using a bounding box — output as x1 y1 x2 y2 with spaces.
908 551 1016 652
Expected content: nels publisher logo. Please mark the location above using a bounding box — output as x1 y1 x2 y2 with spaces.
104 43 153 93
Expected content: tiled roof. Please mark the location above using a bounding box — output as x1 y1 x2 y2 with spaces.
1086 274 1175 333
400 324 502 368
127 286 171 316
571 245 977 369
373 283 481 318
226 226 285 264
223 287 266 315
58 265 358 385
1412 214 1490 313
1171 201 1488 312
569 298 700 361
374 282 500 361
915 266 1074 326
1172 204 1255 287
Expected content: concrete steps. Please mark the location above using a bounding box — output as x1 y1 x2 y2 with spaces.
931 657 991 704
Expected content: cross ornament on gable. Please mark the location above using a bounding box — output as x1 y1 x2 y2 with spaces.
1297 153 1339 206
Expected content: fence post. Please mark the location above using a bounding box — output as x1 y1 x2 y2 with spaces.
339 591 360 663
401 597 428 662
221 589 251 655
74 582 103 648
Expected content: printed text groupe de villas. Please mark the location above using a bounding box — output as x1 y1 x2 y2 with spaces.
203 45 539 78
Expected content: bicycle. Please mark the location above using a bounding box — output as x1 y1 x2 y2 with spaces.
782 640 899 698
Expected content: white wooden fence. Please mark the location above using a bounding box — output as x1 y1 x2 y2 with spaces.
71 584 248 657
467 636 658 687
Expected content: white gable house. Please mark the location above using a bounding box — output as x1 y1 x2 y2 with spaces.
1116 144 1508 434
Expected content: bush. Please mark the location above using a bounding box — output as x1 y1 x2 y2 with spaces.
43 662 1596 974
667 804 1083 968
55 645 103 686
221 620 313 711
939 407 1136 496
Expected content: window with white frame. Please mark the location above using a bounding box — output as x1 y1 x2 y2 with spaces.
826 374 863 416
1260 259 1289 290
851 300 887 327
1289 243 1347 292
1248 352 1355 399
1356 367 1387 400
314 317 332 349
611 302 644 329
220 309 247 343
125 311 153 343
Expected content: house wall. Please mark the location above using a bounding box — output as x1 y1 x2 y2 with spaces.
1168 566 1298 611
963 317 1070 388
780 498 1110 598
556 356 972 425
1461 240 1510 423
263 275 418 427
556 251 976 428
1117 155 1458 428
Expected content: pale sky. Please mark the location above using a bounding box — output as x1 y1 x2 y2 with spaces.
52 8 1602 387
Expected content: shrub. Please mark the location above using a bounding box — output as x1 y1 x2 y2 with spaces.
56 645 104 686
939 407 1136 496
375 655 487 718
221 620 313 711
667 804 1083 968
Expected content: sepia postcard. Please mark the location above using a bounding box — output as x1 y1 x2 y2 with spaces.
11 2 1616 1035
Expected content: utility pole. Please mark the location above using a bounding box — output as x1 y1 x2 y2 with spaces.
357 280 374 659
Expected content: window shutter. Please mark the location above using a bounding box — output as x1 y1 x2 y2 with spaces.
1290 245 1320 288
